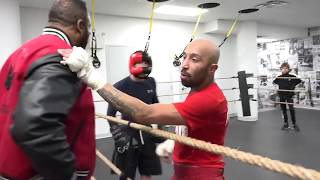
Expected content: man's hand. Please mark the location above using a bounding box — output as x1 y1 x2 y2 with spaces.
156 139 174 163
58 47 105 90
58 47 89 72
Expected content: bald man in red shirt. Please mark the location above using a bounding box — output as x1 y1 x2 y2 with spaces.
58 39 228 180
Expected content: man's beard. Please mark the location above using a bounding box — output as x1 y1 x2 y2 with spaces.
79 31 89 49
79 36 89 49
181 79 192 87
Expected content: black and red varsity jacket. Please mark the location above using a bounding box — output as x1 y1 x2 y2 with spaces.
0 27 95 180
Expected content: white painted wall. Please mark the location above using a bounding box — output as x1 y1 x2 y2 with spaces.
0 0 21 68
257 22 307 40
20 7 48 43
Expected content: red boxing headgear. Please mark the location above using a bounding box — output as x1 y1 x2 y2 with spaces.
129 51 152 78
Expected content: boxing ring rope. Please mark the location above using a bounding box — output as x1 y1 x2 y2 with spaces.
227 99 241 103
157 80 182 84
94 87 239 101
257 86 318 107
258 88 308 93
156 75 312 84
268 101 296 105
96 150 122 176
156 77 238 84
156 88 239 98
215 76 238 80
95 149 133 180
157 92 188 97
256 76 308 80
95 113 320 180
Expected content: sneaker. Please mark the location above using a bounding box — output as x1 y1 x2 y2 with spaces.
281 123 289 130
293 124 300 132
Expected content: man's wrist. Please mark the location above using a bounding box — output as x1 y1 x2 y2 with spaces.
80 66 105 90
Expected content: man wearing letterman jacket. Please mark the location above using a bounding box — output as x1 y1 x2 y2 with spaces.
0 0 95 180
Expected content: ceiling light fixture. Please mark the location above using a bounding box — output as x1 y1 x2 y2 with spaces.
154 5 208 17
239 8 259 14
146 0 170 2
197 2 220 9
255 0 289 9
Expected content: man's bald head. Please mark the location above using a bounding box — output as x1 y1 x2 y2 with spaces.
187 39 220 65
48 0 87 27
181 39 220 90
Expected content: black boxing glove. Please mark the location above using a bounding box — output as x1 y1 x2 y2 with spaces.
110 125 130 153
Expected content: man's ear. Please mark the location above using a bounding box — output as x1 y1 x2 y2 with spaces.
76 19 86 33
210 64 218 73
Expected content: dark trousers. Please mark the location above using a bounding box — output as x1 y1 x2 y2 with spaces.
279 96 296 124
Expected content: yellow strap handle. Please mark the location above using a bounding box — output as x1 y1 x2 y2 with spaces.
148 0 156 34
191 12 203 39
91 0 96 31
226 13 240 38
219 14 241 47
144 0 156 52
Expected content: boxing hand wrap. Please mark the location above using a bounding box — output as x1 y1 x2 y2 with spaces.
156 139 174 157
60 46 105 90
78 63 105 90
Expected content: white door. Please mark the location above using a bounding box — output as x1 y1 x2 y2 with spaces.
105 45 139 84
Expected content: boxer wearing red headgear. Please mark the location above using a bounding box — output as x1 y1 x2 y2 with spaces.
129 51 152 79
106 50 164 180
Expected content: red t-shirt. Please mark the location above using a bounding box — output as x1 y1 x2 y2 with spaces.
173 83 228 168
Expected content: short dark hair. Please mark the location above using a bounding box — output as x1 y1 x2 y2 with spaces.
280 62 290 69
48 0 87 27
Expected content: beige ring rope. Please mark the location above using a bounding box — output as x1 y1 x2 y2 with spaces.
96 149 133 180
95 113 320 180
96 150 122 176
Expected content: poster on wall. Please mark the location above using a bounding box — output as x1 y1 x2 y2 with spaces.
314 53 320 71
296 38 314 71
313 35 320 45
257 36 320 109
